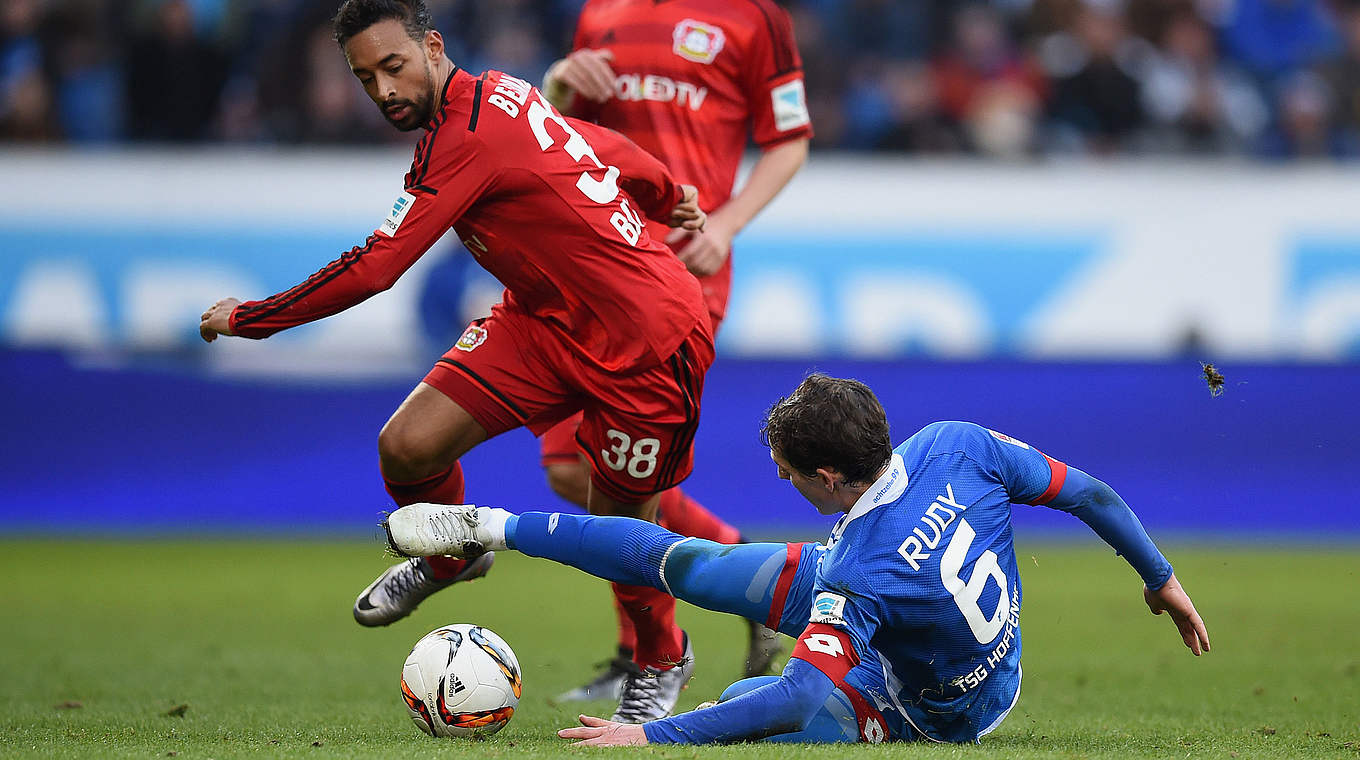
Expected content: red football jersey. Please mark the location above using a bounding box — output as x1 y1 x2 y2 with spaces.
572 0 812 210
230 68 708 374
569 0 813 321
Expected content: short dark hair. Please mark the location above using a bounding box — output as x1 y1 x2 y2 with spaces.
332 0 432 47
760 373 892 485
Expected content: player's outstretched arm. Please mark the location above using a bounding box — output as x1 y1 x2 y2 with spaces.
559 659 836 746
1036 463 1172 584
1144 572 1211 655
1037 463 1210 656
199 297 240 342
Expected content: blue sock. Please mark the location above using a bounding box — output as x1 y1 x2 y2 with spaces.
505 512 677 589
505 512 792 624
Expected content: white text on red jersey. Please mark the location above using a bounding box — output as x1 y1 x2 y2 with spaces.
614 74 708 111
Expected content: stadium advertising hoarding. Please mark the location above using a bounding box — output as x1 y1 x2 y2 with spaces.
1 153 1359 370
1 152 1358 536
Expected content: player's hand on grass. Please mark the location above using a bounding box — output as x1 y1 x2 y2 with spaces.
545 48 616 106
1144 572 1210 656
668 184 706 232
199 297 241 343
557 714 649 746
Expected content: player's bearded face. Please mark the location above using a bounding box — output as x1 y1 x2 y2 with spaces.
344 20 442 132
379 62 436 131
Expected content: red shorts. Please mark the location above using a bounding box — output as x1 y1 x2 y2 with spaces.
424 305 714 504
542 247 730 468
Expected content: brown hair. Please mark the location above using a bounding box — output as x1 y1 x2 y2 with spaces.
760 373 891 485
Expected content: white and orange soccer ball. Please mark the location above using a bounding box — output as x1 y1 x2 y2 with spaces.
400 624 522 738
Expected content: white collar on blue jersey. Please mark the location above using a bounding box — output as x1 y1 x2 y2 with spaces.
844 453 907 525
827 454 907 547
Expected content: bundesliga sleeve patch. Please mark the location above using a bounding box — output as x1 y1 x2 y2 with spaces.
810 591 847 625
377 191 417 237
771 79 810 131
791 623 859 682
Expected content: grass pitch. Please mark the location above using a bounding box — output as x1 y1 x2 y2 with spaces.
1 538 1357 759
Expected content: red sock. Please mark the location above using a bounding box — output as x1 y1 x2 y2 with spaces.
613 594 638 654
656 487 742 544
384 463 469 581
611 582 684 670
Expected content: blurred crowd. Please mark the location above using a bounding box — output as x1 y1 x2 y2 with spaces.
4 0 1360 158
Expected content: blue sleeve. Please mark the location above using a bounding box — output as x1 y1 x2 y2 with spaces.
971 425 1173 590
809 553 883 659
963 424 1060 505
642 659 836 744
1044 466 1173 590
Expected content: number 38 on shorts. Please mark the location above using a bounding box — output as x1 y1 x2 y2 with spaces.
602 429 661 479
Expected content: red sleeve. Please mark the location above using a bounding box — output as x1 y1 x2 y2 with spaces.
739 1 810 148
571 119 682 222
789 623 860 682
230 128 495 339
743 3 813 148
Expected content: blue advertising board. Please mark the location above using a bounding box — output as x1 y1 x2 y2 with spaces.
3 350 1356 538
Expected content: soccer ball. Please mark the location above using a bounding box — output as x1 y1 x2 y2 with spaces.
400 624 522 738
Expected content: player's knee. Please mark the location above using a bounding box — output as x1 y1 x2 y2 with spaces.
544 462 590 507
378 418 445 481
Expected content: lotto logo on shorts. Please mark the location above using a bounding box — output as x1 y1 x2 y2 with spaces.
455 325 488 352
672 19 725 64
861 716 886 744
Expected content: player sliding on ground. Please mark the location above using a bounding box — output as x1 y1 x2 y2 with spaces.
382 373 1211 745
199 0 713 722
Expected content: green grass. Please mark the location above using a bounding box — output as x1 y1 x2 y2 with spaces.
2 539 1357 758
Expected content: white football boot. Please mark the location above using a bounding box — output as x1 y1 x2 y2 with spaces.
382 503 505 558
611 633 696 724
353 553 494 627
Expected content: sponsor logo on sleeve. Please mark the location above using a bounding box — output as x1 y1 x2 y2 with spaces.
793 624 858 680
455 324 488 352
810 591 847 625
803 632 845 657
771 79 810 131
988 429 1031 449
673 19 725 64
378 191 417 237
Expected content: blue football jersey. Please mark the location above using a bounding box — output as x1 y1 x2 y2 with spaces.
807 421 1065 743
